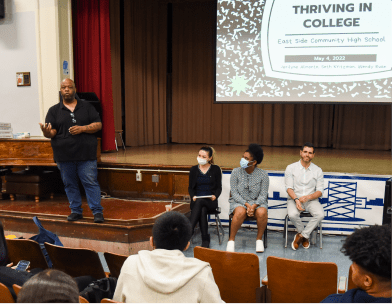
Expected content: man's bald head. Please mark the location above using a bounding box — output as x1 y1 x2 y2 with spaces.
61 78 76 88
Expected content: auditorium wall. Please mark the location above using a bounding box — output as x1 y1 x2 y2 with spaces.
0 0 73 136
110 0 391 150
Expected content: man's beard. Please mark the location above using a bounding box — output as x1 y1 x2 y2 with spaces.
63 93 75 102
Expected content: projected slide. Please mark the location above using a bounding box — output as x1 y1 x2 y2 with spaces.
215 0 392 103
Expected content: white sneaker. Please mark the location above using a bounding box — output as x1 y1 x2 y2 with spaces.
226 240 235 252
256 240 264 253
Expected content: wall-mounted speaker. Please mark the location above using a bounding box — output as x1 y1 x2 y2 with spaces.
0 0 5 19
383 177 392 225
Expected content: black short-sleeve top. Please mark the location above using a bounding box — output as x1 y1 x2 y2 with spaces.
45 100 101 162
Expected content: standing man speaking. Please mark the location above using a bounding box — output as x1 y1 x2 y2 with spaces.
284 142 324 250
39 79 104 223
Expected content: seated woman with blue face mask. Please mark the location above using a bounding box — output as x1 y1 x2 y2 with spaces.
188 146 222 248
226 144 269 253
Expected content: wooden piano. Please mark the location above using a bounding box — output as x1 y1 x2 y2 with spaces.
0 137 101 166
0 137 101 202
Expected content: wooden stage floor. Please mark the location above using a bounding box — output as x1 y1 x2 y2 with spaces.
0 197 183 221
0 195 189 255
102 144 391 176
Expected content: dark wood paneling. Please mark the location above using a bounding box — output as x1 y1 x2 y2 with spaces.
175 174 189 196
97 165 190 200
143 173 170 195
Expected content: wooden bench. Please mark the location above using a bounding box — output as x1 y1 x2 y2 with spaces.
5 169 56 203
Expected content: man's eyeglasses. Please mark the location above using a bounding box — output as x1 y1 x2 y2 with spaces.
70 113 76 123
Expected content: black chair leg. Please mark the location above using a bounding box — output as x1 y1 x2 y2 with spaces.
263 228 268 248
215 216 222 245
284 214 289 248
228 218 231 237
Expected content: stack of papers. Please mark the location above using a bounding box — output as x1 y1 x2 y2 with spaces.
0 123 12 138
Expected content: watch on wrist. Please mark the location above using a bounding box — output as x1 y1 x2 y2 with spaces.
294 198 299 202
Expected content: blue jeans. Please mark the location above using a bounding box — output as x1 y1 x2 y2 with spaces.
57 160 103 215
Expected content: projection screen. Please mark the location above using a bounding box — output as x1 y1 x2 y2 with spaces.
215 0 392 103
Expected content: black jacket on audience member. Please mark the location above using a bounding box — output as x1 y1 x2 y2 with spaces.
0 266 35 301
321 288 392 303
0 221 9 267
188 164 222 202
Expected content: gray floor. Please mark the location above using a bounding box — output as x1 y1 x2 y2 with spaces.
185 226 352 280
98 226 352 280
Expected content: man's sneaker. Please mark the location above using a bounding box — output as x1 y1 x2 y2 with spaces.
67 213 83 221
226 240 235 252
256 240 264 253
302 237 310 249
94 213 105 223
291 233 303 251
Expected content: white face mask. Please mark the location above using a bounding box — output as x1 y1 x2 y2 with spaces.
240 157 253 169
197 157 208 165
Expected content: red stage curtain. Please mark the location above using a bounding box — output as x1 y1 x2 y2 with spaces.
72 0 116 152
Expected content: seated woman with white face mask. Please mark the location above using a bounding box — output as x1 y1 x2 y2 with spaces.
226 143 269 253
188 147 222 248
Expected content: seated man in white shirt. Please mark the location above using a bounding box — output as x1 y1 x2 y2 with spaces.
284 142 324 250
113 211 223 303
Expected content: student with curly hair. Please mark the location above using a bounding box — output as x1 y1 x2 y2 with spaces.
113 211 222 303
322 224 391 302
188 146 222 248
226 144 269 253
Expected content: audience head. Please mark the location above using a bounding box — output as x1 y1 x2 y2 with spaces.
0 220 9 267
151 211 192 251
341 224 391 291
245 143 264 165
301 142 315 153
17 269 79 303
198 146 216 165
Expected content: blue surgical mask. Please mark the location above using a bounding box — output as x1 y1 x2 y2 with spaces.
240 158 250 168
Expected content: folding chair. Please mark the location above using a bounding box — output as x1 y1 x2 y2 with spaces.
336 264 356 294
283 211 322 248
44 243 106 279
103 252 128 279
0 282 15 303
194 246 263 303
228 213 267 248
264 256 338 302
12 284 21 297
208 207 225 245
79 296 89 303
101 299 120 303
6 238 49 270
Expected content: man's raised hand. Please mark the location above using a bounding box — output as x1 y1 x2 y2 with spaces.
39 122 56 138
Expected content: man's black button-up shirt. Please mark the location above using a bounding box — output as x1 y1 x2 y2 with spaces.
45 100 101 162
